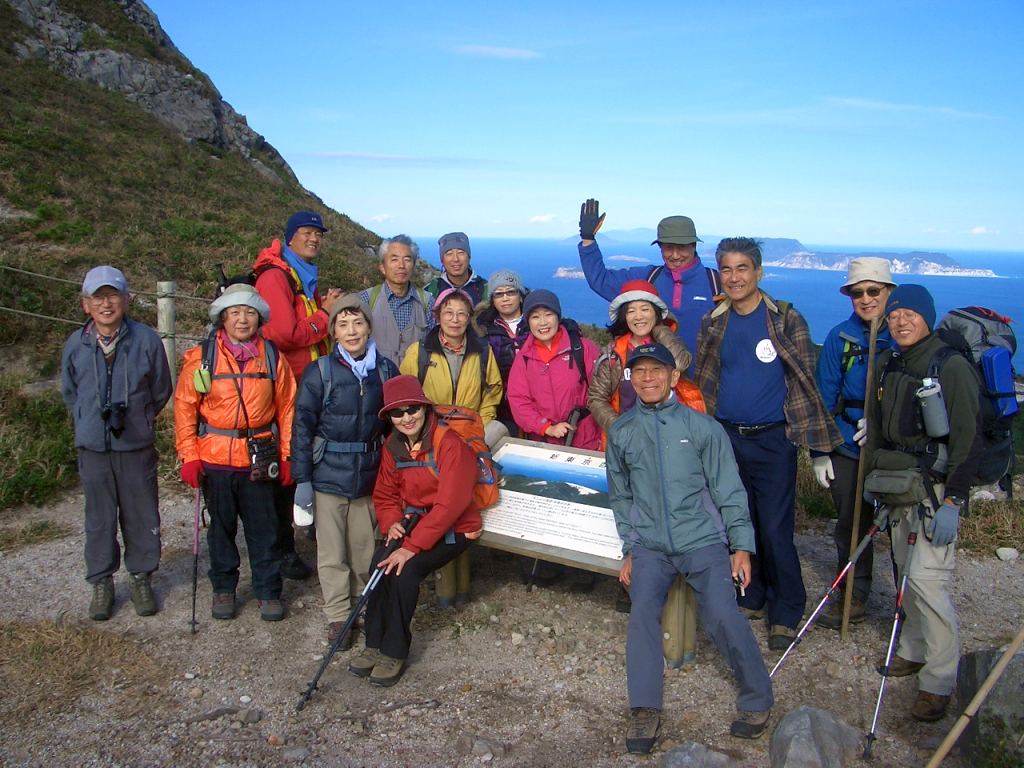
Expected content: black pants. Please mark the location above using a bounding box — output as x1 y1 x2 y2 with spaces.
203 469 282 600
364 534 474 660
273 482 300 557
829 452 876 602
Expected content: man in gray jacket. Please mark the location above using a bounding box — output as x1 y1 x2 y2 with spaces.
61 266 172 621
606 342 773 753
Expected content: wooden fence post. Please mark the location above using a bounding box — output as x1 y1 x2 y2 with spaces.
157 281 176 401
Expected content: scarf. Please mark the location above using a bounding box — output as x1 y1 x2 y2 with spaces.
336 338 378 381
88 320 123 360
219 329 260 370
666 258 701 309
282 243 319 297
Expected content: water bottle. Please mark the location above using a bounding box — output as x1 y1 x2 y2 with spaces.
917 378 950 438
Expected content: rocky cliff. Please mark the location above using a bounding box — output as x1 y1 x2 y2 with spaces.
6 0 298 185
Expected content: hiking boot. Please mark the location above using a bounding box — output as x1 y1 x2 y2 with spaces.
349 647 380 678
878 654 925 677
625 707 661 754
570 571 597 594
127 572 157 616
730 708 771 739
328 621 353 651
89 577 114 621
768 625 797 651
369 655 406 687
616 585 632 614
280 551 312 580
738 605 765 621
212 592 236 620
258 599 285 621
911 691 950 722
817 596 866 630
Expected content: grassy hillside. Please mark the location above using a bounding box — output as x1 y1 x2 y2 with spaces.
0 0 389 371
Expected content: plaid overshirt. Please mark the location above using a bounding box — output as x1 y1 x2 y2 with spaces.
694 292 842 453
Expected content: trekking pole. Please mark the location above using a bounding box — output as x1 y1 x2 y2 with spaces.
563 406 584 447
924 620 1024 767
189 486 201 635
842 316 880 641
296 510 422 712
771 505 890 677
864 511 922 759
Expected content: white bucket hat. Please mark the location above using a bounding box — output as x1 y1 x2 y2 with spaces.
209 284 271 323
840 257 896 295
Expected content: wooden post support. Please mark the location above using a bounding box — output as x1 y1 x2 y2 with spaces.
435 561 457 608
157 281 177 402
662 576 697 666
455 549 472 606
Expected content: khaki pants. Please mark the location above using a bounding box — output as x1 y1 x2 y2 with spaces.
888 486 959 696
314 493 378 623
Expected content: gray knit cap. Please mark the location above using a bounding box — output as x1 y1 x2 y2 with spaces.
328 293 373 332
209 284 270 323
488 269 525 296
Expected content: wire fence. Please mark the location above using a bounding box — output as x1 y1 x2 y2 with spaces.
0 264 214 302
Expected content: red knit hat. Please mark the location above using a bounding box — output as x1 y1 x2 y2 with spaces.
607 280 669 321
378 375 435 418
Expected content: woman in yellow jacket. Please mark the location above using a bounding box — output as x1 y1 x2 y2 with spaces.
399 288 505 446
174 285 297 622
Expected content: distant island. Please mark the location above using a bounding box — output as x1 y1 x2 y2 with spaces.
554 266 586 279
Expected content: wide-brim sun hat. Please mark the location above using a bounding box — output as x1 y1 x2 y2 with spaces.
209 284 270 323
378 375 435 419
608 279 669 321
651 216 702 246
840 257 896 295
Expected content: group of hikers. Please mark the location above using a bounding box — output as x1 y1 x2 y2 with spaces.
59 200 990 752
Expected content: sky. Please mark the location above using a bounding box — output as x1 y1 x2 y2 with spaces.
145 0 1024 250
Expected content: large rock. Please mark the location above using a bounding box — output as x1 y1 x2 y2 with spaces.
661 742 738 768
956 647 1024 767
769 707 862 768
5 0 298 185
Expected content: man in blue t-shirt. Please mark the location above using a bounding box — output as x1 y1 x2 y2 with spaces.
576 199 720 374
694 238 842 652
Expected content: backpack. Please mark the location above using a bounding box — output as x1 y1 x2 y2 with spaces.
193 332 280 437
519 317 588 385
310 354 398 463
395 404 500 510
368 283 429 312
646 265 723 299
417 336 493 391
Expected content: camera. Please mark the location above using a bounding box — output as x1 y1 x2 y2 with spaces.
248 435 280 482
101 401 127 438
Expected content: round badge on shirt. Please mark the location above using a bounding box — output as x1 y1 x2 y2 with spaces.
755 339 777 363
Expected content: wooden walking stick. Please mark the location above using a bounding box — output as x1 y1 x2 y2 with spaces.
842 315 879 641
924 621 1024 767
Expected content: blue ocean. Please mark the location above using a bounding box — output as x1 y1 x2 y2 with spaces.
450 238 1024 369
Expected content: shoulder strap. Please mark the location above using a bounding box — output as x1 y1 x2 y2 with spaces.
317 355 332 410
479 342 490 384
775 300 791 325
369 283 382 309
562 320 587 385
705 266 721 296
258 264 301 297
417 343 430 385
646 265 663 284
263 339 279 383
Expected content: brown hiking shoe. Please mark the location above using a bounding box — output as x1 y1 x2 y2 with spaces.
258 599 285 622
912 691 950 722
625 707 661 753
369 655 406 687
731 708 771 739
211 592 236 620
768 625 797 651
817 596 866 630
328 621 353 650
127 572 157 616
349 647 380 678
878 654 925 677
89 577 114 621
739 605 765 621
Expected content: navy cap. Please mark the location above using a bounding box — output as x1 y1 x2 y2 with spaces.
626 342 675 369
885 284 936 330
285 211 328 246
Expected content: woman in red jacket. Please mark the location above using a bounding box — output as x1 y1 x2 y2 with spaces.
348 375 482 687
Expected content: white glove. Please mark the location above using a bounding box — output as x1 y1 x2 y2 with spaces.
812 456 835 489
853 418 868 447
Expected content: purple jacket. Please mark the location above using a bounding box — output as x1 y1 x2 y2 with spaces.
506 326 602 450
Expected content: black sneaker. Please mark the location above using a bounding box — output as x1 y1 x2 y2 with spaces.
89 576 114 621
625 707 661 754
127 572 157 616
730 709 771 739
280 551 312 580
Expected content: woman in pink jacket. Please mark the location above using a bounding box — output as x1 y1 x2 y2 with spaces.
507 290 601 450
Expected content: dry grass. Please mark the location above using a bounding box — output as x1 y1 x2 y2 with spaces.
959 499 1024 553
0 620 164 718
0 519 72 553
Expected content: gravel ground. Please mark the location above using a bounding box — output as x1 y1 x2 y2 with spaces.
0 489 1020 768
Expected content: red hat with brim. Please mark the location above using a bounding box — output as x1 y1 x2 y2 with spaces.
378 375 435 418
608 279 669 321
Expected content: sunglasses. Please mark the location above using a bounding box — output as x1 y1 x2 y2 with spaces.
849 286 884 299
387 404 424 419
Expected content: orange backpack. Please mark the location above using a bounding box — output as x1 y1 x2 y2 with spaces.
395 404 500 510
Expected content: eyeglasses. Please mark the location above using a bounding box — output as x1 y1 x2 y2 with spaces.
440 309 470 321
849 286 884 300
87 292 125 305
887 309 919 323
387 404 424 419
492 289 519 300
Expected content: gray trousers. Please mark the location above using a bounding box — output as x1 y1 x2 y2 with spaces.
79 447 161 583
627 544 774 712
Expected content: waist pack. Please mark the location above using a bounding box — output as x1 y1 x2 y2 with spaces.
864 468 928 506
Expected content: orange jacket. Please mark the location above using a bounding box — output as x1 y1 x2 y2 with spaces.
174 334 296 468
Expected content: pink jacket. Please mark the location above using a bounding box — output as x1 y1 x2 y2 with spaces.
506 327 602 450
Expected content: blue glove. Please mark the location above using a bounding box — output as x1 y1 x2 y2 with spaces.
294 481 314 510
930 501 960 547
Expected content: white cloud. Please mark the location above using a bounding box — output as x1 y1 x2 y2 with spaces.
827 97 1002 120
452 45 542 60
528 214 557 223
971 226 1000 235
368 214 392 223
293 151 483 168
921 228 949 233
